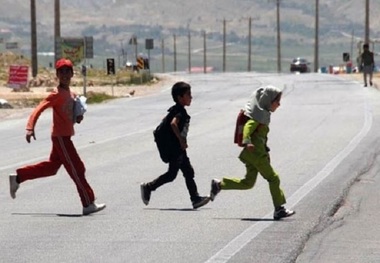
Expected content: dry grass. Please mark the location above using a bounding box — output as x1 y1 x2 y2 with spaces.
0 73 183 120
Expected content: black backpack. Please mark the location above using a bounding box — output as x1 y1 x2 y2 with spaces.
153 109 180 163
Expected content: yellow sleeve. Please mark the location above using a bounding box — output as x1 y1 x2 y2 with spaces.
242 119 259 145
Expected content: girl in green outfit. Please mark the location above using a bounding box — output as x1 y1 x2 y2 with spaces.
210 85 295 220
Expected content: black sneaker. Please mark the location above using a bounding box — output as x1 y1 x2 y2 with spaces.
370 81 373 86
210 179 221 201
192 196 210 209
273 206 295 220
140 183 151 206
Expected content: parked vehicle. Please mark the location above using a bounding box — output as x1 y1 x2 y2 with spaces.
290 57 311 73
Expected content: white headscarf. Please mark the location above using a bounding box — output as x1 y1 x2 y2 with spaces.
244 85 282 125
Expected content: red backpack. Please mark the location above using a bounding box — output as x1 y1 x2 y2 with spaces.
234 110 249 147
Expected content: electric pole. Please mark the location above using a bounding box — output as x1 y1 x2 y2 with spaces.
365 0 369 44
54 0 60 62
119 39 125 66
218 18 232 72
203 31 207 74
31 0 38 77
314 0 319 72
161 39 165 73
173 34 177 72
276 0 282 73
188 30 191 73
223 19 226 72
248 17 252 72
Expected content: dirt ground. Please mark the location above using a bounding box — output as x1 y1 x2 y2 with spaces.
0 74 184 121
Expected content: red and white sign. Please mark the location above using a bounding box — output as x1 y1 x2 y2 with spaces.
8 65 29 88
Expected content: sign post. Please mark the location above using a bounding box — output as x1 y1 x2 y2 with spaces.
145 39 154 75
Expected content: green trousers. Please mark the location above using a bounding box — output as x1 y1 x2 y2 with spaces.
221 150 286 208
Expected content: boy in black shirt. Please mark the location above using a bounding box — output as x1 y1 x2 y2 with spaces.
140 82 210 209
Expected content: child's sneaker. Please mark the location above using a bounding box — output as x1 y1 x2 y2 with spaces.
210 179 221 201
140 183 151 205
82 202 106 215
192 196 210 209
273 206 295 220
9 174 19 199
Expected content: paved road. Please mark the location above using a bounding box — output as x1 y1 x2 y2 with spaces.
0 72 379 263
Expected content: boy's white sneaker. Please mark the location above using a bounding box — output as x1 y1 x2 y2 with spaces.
9 175 19 199
83 202 106 216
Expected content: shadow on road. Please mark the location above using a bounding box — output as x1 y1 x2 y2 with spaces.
144 208 211 212
213 217 277 222
12 212 83 217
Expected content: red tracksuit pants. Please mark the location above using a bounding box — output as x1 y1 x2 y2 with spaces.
16 136 95 207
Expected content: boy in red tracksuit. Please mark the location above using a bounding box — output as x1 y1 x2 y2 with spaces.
9 58 106 216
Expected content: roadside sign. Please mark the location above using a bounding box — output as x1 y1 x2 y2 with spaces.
106 58 115 75
145 39 154 50
343 52 350 62
137 56 144 70
5 42 18 49
84 36 94 59
55 36 94 64
8 65 29 88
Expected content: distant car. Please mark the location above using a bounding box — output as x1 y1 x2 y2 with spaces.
290 57 311 73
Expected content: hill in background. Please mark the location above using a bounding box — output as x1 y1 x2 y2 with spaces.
0 0 379 73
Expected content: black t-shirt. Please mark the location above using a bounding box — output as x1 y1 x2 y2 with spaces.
361 50 374 66
168 103 190 142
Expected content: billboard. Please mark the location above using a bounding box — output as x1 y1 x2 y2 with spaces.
61 39 84 65
55 37 93 65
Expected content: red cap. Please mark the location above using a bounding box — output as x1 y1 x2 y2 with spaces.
55 58 73 70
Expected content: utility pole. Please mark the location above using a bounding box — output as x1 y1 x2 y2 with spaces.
220 18 232 72
188 30 191 73
248 17 252 72
223 19 226 72
351 29 354 61
314 0 319 72
134 37 138 62
203 31 207 74
30 0 38 77
119 39 125 66
173 34 177 72
54 0 60 62
365 0 370 44
276 0 282 73
161 39 165 73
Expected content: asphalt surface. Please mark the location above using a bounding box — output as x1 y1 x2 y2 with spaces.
296 75 380 263
1 72 380 263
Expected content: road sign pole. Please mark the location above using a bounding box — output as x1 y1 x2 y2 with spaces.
83 37 87 96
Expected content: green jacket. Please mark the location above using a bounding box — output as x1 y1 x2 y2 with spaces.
239 119 269 164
